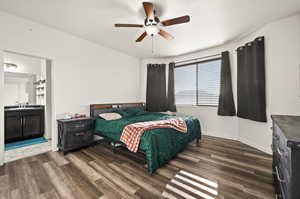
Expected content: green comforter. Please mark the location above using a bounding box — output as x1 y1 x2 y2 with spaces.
95 112 201 173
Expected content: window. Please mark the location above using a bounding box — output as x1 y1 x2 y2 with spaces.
174 59 221 106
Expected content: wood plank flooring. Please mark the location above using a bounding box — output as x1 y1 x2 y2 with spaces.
0 136 275 199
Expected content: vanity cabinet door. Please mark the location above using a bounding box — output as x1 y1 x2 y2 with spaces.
5 111 22 143
22 109 44 138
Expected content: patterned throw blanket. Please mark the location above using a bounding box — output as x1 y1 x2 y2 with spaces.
120 118 188 152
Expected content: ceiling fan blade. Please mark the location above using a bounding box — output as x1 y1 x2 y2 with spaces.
158 30 174 40
143 2 154 18
136 32 147 42
115 24 144 28
161 15 190 26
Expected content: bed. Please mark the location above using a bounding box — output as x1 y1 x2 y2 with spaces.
90 103 201 173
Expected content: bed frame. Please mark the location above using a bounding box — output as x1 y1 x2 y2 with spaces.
90 102 146 153
90 102 145 118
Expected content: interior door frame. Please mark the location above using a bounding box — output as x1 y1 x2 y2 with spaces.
0 50 4 165
0 50 56 165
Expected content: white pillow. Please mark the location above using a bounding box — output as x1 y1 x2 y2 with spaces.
99 112 122 120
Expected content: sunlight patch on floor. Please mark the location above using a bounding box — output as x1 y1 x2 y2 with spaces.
179 170 219 188
162 170 219 199
175 174 218 195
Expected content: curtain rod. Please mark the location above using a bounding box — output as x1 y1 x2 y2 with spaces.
174 53 221 65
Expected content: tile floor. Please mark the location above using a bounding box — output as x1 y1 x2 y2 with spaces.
4 140 52 163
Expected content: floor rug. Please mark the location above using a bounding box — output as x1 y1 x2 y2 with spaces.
5 137 48 151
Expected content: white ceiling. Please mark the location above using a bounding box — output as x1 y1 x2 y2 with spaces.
0 0 300 58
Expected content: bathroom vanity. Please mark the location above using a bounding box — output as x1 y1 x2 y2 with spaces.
5 105 45 143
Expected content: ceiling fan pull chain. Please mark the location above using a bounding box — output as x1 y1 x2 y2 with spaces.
152 36 154 54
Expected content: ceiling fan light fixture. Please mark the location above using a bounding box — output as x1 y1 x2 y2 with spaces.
145 26 159 36
114 2 190 42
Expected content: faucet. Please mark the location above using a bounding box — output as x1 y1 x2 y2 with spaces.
16 102 26 108
16 101 20 108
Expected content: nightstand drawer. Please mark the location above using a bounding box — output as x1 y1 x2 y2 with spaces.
66 120 94 132
65 130 93 150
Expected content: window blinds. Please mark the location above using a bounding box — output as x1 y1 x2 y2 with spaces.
174 59 221 106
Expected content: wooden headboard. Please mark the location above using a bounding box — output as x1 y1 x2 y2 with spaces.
90 102 145 118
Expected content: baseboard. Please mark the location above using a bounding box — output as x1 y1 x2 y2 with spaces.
52 145 59 152
201 131 238 141
239 136 272 155
202 131 272 155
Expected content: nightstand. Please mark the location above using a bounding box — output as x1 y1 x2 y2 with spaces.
57 117 95 154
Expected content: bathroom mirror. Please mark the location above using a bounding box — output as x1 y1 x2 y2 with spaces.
4 72 37 106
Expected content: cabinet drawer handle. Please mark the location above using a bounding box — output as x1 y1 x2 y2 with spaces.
277 148 283 156
275 166 286 183
74 124 85 128
75 132 85 136
271 144 276 152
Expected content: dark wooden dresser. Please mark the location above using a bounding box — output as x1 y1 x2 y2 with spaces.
271 115 300 199
57 117 95 154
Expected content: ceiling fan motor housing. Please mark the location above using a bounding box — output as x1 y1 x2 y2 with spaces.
144 14 160 26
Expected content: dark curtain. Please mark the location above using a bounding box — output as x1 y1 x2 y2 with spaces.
218 51 236 116
167 62 177 112
237 36 266 122
146 64 167 112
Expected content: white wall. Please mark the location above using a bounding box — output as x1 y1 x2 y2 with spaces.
140 14 300 153
0 11 141 162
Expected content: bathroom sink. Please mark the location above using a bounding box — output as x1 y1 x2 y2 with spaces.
5 106 44 112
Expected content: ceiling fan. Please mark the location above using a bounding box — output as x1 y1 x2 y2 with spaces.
114 2 190 42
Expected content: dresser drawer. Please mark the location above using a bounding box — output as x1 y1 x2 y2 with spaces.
273 123 292 175
272 115 300 199
275 145 291 175
273 123 287 149
276 163 292 199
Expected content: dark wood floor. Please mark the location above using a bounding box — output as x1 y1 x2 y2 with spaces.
0 136 274 199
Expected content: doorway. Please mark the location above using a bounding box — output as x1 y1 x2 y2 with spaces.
1 51 54 163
